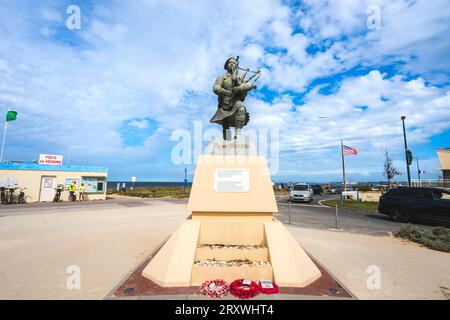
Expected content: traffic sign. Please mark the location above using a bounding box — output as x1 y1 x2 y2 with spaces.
406 149 413 166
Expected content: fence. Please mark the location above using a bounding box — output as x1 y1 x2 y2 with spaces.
411 179 450 189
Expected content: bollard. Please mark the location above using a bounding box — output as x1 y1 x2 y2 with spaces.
288 199 292 225
335 204 339 229
356 192 359 208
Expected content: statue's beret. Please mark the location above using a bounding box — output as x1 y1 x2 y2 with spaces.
224 56 237 70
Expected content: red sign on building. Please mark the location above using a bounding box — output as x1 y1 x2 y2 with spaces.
39 154 63 165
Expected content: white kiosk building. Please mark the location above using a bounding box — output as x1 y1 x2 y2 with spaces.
0 162 108 203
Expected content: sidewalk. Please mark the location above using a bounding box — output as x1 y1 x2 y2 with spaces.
287 226 450 300
0 200 189 299
0 199 448 299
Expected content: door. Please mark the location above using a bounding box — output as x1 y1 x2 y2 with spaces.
436 199 450 224
407 189 433 220
39 176 56 202
432 191 450 224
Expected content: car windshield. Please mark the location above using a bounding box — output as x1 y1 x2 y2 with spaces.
294 185 308 191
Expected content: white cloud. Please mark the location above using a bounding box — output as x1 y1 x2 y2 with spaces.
128 119 149 129
40 8 63 22
245 70 450 180
0 0 448 180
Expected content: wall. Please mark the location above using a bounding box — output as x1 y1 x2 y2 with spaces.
437 149 450 170
187 155 278 214
359 191 382 203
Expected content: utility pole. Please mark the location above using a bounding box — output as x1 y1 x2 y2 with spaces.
0 120 8 162
1 109 16 162
415 157 421 186
184 168 188 193
401 116 412 187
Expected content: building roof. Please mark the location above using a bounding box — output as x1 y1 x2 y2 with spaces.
0 162 108 173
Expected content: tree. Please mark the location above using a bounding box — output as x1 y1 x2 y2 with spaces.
383 151 400 189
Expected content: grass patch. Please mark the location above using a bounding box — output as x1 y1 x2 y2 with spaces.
107 187 191 199
322 199 379 213
107 186 288 198
394 225 450 253
274 188 289 196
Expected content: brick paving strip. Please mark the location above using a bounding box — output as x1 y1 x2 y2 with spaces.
105 239 355 300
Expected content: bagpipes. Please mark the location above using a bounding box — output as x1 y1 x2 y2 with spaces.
232 56 262 85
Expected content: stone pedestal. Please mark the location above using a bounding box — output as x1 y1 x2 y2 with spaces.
142 141 321 287
204 138 256 156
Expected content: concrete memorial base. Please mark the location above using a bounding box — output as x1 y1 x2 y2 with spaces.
142 141 321 288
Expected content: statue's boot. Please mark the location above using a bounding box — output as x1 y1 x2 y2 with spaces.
234 120 244 140
223 127 232 141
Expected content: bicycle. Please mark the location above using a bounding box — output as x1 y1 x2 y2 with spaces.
68 192 77 202
14 187 30 204
8 187 17 204
0 187 7 204
0 187 16 205
53 185 64 203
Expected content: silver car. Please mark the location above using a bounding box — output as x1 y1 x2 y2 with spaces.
289 183 313 202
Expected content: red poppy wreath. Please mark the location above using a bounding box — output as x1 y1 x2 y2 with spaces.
258 279 279 294
200 279 229 298
229 279 260 299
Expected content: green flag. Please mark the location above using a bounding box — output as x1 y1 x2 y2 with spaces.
6 111 17 122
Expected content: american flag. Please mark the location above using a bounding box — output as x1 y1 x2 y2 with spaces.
343 145 358 155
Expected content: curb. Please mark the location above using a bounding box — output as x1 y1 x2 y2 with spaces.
106 293 355 300
104 237 170 300
301 247 358 300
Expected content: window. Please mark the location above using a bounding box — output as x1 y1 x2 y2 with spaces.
65 178 80 190
410 190 432 199
432 190 450 201
387 188 410 197
294 185 308 191
43 178 53 188
432 192 442 201
82 177 106 193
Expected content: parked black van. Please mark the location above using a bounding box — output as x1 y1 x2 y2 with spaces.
378 187 450 225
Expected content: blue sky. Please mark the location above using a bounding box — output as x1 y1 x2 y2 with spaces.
0 0 449 182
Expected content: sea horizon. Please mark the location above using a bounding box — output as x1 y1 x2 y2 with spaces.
107 180 408 189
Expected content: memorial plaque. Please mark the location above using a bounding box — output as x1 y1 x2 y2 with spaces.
214 169 249 193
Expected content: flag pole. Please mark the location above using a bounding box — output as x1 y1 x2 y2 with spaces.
0 112 8 162
318 116 346 203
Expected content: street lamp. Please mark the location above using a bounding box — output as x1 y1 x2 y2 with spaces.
319 116 347 201
400 116 412 187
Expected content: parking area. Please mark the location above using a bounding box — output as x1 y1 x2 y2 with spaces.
276 196 436 235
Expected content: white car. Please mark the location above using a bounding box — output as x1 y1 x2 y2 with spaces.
289 183 313 202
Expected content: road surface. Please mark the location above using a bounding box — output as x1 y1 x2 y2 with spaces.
276 195 435 235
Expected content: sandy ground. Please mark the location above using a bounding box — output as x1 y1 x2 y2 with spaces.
0 200 189 299
288 226 450 300
0 199 449 300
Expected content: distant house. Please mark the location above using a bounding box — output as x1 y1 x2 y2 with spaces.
437 148 450 181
